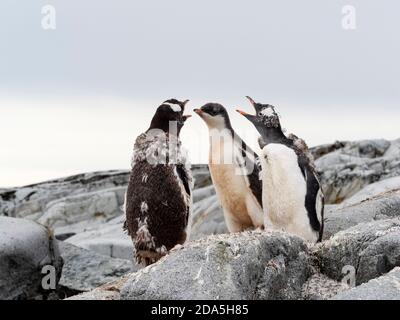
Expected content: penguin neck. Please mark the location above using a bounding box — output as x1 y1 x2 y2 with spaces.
147 119 181 138
148 121 170 134
207 125 235 141
260 125 289 145
146 127 181 142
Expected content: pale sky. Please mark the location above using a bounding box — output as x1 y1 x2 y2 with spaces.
1 1 399 187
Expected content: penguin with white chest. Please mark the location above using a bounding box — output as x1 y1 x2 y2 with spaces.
194 103 264 232
124 99 193 266
237 97 324 242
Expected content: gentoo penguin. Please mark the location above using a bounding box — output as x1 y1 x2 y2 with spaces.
194 103 264 232
124 99 193 266
236 97 324 242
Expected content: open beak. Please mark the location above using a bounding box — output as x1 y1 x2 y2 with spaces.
236 109 249 116
245 96 260 113
236 109 256 122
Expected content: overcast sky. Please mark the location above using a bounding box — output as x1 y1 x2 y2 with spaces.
1 0 399 187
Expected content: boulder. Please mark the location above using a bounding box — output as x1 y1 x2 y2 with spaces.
37 187 126 228
0 170 129 219
339 176 400 207
192 164 212 189
316 139 400 203
65 215 133 260
301 273 350 300
190 194 227 240
66 275 130 300
315 218 400 285
120 231 312 300
323 189 400 239
332 267 400 300
193 184 216 203
58 241 136 293
0 216 63 300
310 141 347 160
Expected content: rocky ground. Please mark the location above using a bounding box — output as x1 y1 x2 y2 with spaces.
1 139 400 300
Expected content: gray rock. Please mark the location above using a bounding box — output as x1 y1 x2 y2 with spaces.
190 194 227 240
310 141 347 160
332 267 400 300
324 189 400 239
120 231 312 300
65 215 133 260
0 216 63 300
193 185 216 203
58 241 136 292
0 170 130 219
301 273 350 300
340 176 400 207
192 164 212 189
315 218 400 285
316 139 400 204
66 275 130 300
37 187 126 228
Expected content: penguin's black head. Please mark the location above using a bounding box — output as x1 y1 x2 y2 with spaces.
236 96 281 131
193 103 232 130
148 99 191 135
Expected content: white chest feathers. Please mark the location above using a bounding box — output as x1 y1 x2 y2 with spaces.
260 143 318 242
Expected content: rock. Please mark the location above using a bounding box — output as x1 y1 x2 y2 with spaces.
66 275 130 300
58 241 136 293
316 139 400 204
315 218 400 285
65 215 133 260
38 187 126 228
301 273 350 300
190 194 227 240
310 141 347 160
120 231 312 300
332 267 400 300
192 164 212 189
340 176 400 207
323 189 400 239
0 170 129 219
193 185 216 203
0 216 63 300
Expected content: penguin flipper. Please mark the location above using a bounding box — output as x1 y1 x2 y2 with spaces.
176 164 191 197
303 164 324 237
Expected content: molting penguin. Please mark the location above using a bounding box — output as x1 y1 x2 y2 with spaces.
124 99 193 266
236 97 324 242
194 103 264 232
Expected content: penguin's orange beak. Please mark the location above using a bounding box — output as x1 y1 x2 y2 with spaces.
236 109 249 116
236 109 257 122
